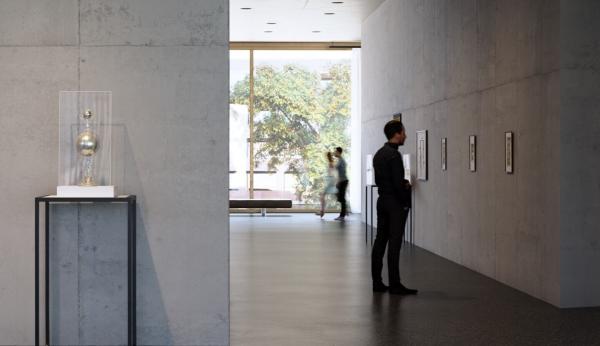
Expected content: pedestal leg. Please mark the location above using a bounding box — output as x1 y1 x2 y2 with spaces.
45 202 49 345
364 186 368 244
127 201 133 345
128 198 137 346
370 187 374 245
35 200 39 346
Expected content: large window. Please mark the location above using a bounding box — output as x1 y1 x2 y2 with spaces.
230 49 355 210
229 50 250 195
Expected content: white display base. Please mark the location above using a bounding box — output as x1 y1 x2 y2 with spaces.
56 185 116 197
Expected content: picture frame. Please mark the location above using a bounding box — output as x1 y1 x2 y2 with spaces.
441 137 447 171
505 131 514 174
469 135 476 172
417 130 428 181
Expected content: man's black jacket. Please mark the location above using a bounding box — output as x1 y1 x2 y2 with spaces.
373 142 411 208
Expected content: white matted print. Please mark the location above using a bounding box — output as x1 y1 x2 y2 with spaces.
366 154 374 185
469 135 476 172
417 130 428 180
505 131 514 174
403 154 411 184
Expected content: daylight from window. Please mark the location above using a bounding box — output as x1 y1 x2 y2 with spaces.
230 50 353 209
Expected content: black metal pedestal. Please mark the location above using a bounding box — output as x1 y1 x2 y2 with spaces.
364 185 376 244
34 195 137 346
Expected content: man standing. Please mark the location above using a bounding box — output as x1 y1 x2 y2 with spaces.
334 147 348 221
371 120 418 295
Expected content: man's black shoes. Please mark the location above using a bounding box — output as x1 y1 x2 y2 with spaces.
373 282 418 295
373 282 389 292
389 284 418 295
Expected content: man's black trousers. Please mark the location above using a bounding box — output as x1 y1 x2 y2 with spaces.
371 195 409 287
336 180 349 217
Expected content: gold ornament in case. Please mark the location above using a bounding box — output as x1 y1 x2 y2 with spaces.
77 109 99 186
77 130 97 156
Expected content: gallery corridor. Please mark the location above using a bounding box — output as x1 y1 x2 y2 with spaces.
230 215 600 346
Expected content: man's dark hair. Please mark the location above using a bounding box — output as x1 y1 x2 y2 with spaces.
335 147 343 154
384 120 405 140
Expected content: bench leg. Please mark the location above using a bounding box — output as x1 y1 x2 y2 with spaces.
261 208 266 217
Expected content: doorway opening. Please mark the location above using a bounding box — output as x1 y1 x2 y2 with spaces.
229 45 361 214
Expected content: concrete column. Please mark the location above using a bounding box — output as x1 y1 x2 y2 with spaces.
0 0 229 344
559 0 600 308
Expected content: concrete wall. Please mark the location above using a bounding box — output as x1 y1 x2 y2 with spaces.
0 1 229 344
362 0 562 305
559 0 600 308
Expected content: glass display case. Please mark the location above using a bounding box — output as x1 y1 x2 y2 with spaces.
57 91 114 197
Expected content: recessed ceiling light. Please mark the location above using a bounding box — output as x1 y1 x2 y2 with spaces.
324 12 335 15
240 7 252 10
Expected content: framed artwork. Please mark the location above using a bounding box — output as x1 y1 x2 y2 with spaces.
469 135 476 172
441 137 447 171
505 131 514 174
417 130 428 180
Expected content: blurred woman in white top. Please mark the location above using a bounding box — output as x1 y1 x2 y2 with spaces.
317 151 337 217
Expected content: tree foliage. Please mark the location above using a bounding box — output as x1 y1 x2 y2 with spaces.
230 63 351 204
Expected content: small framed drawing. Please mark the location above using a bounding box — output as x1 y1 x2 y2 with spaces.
505 131 514 174
469 135 476 172
417 130 428 180
441 137 447 171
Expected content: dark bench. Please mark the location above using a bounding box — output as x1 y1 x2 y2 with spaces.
229 199 293 216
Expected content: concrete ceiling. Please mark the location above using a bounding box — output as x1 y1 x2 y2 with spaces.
230 0 385 42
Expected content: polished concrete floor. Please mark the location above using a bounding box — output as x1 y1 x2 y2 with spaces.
230 214 600 346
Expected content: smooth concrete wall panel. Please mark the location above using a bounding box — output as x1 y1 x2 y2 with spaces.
0 0 229 344
0 0 78 46
560 0 600 71
78 204 128 344
541 70 560 305
488 0 560 84
477 0 497 90
477 89 499 279
0 47 78 344
446 0 478 98
49 205 80 345
560 70 600 307
80 0 227 46
79 45 229 344
50 204 128 345
495 0 541 85
560 0 600 307
542 0 560 73
362 0 561 305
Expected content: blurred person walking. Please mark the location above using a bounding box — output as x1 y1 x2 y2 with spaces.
317 152 337 218
334 147 348 221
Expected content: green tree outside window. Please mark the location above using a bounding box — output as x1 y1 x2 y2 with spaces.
231 63 351 205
